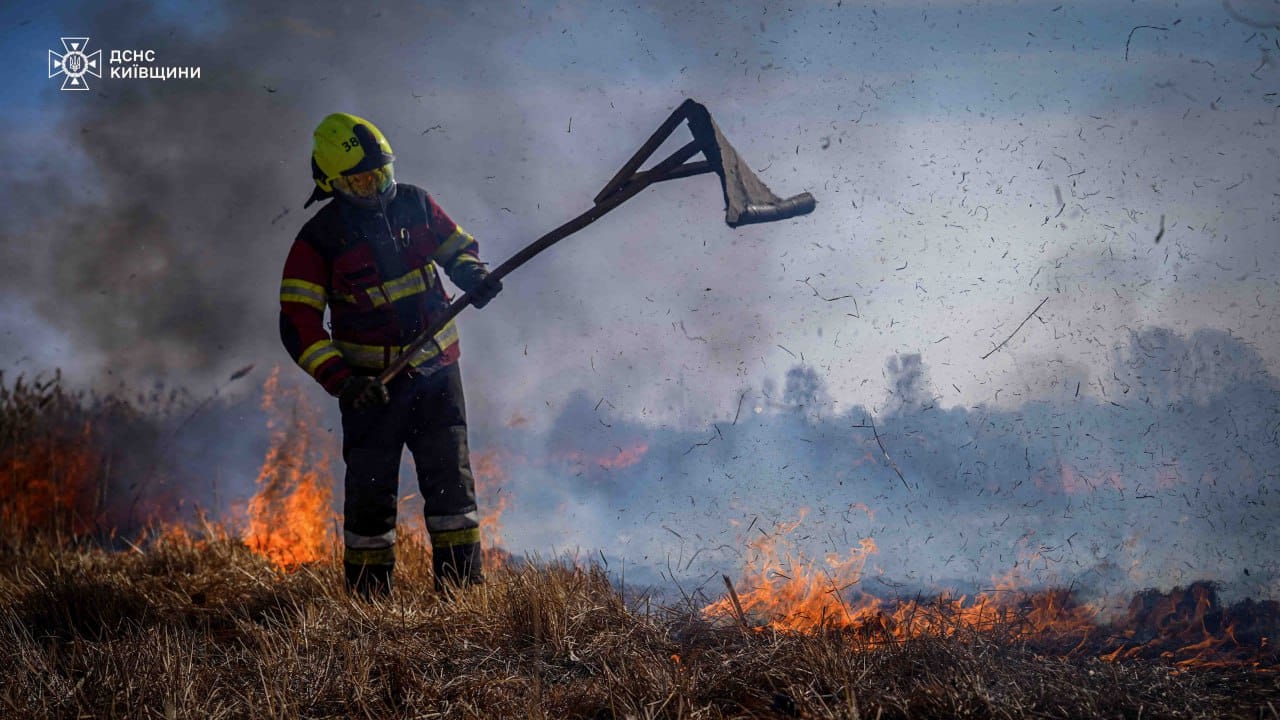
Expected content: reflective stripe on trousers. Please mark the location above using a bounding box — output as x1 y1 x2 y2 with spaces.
340 363 479 571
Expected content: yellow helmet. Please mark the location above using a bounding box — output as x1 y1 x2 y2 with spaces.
305 112 396 209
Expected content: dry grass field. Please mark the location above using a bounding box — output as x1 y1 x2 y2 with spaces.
2 373 1277 718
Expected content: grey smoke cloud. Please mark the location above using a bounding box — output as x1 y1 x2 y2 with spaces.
6 1 1278 408
495 328 1279 601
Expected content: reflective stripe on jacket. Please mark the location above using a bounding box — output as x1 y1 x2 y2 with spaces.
279 183 483 394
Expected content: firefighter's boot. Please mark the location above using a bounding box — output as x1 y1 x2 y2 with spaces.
345 560 394 600
432 540 483 595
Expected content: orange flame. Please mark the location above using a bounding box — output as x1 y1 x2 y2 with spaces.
598 442 649 470
557 441 650 472
0 420 98 536
705 509 880 631
1100 581 1271 669
706 515 1102 640
243 367 335 567
472 448 510 568
705 512 1276 668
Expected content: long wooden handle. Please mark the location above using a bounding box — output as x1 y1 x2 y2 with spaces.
378 151 712 385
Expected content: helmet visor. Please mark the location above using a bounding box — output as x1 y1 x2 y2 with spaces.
332 163 394 200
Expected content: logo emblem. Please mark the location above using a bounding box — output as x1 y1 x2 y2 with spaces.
48 37 101 91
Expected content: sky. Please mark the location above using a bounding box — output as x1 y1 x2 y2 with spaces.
1 0 1278 602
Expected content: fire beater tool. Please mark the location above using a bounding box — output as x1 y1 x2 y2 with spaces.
378 98 817 385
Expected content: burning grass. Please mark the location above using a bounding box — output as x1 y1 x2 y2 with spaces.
0 533 1277 719
0 371 189 541
244 368 334 567
704 514 1280 673
1 372 1277 717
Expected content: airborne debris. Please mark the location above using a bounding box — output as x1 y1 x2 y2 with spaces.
801 276 856 306
981 296 1050 360
851 417 910 492
1125 25 1170 61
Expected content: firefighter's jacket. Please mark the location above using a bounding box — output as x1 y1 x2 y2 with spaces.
279 184 485 395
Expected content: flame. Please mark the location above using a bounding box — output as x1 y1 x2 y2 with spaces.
243 367 335 568
557 441 650 472
705 512 1276 668
1060 464 1126 495
0 420 98 536
705 510 880 631
1100 581 1274 669
471 448 510 568
2 374 1275 668
598 442 649 470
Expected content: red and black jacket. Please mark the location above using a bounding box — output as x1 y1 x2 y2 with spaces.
279 184 485 395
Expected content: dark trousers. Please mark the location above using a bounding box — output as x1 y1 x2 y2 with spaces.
340 362 482 596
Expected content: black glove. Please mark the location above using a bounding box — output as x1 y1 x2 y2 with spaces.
339 376 390 413
457 265 503 309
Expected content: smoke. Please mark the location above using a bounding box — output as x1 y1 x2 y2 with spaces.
3 0 820 418
2 1 313 387
883 353 930 412
1223 0 1280 28
491 326 1279 601
3 1 1278 598
5 1 1278 407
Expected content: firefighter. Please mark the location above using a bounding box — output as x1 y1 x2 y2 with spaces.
279 112 502 598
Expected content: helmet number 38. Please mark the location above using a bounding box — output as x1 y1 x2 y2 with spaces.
308 113 398 210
